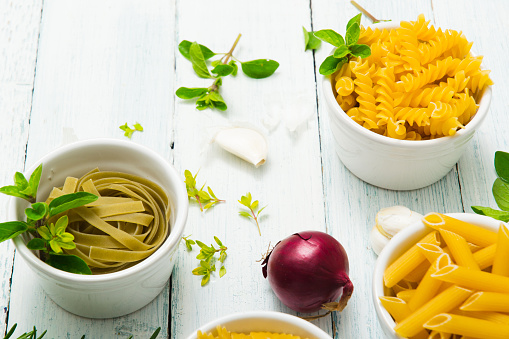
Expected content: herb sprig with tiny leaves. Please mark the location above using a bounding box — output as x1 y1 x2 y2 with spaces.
315 14 371 75
119 122 143 139
238 192 266 236
0 165 96 275
183 235 227 286
176 34 279 111
472 151 509 221
184 170 224 211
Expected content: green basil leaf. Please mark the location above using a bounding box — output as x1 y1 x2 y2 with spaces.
178 40 215 60
14 172 29 191
176 87 208 99
347 13 362 31
346 23 361 46
303 27 322 51
211 64 234 77
241 59 279 79
0 185 31 200
48 192 98 217
46 253 92 275
25 164 42 198
25 202 48 221
333 45 350 58
349 44 371 58
471 206 509 222
319 55 346 75
314 29 345 47
0 221 29 242
493 178 509 211
189 42 212 78
27 238 46 251
495 151 509 183
303 27 310 49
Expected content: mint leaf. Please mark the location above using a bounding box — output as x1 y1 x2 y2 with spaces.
46 253 92 275
319 55 345 75
472 206 509 222
211 64 234 77
189 42 212 78
241 59 279 79
176 87 208 99
346 13 362 31
349 44 371 58
314 29 345 47
303 27 321 51
333 45 350 58
178 40 215 60
346 23 361 46
495 151 509 183
0 221 29 242
48 192 98 217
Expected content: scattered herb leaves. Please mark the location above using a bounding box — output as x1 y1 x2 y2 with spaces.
238 192 266 236
184 236 228 286
176 34 279 111
184 170 224 211
303 26 321 51
120 122 143 139
314 13 371 75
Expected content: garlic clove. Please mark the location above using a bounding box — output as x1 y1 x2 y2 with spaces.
214 127 268 167
371 206 423 255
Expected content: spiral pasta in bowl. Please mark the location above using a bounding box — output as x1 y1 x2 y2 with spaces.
322 16 492 190
10 139 188 318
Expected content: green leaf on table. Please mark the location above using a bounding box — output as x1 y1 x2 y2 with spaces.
219 265 226 277
319 55 346 75
149 328 161 339
46 253 92 275
303 27 321 51
201 274 210 286
176 87 208 99
228 60 238 76
0 185 31 200
471 206 509 222
178 40 215 60
0 221 29 242
133 122 143 132
27 238 47 251
214 236 223 247
211 64 235 77
495 151 509 183
241 59 279 79
208 91 227 110
25 202 48 221
346 13 362 31
333 45 350 59
346 23 361 46
189 42 212 78
48 192 98 217
493 178 509 211
349 44 371 58
314 29 345 47
119 122 143 139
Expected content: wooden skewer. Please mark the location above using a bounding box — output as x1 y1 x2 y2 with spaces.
350 0 379 23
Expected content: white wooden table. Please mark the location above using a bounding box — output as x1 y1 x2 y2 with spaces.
0 0 506 337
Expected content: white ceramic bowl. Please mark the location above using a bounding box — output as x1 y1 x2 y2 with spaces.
372 213 500 338
184 311 333 339
322 22 492 190
9 139 188 318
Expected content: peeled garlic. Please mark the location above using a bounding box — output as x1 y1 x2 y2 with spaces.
213 127 268 167
370 206 423 255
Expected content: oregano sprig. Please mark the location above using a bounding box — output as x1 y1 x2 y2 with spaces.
315 14 371 75
176 34 279 111
183 235 227 286
184 170 224 211
119 122 143 139
238 192 267 236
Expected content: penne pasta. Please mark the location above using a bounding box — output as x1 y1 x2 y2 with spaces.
397 289 417 303
472 243 496 270
460 291 509 313
492 223 509 276
439 229 479 270
408 259 444 311
380 296 412 322
431 264 509 293
428 330 452 339
417 243 445 263
453 310 509 325
423 313 509 339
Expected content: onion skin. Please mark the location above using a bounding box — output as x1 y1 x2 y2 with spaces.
262 231 353 314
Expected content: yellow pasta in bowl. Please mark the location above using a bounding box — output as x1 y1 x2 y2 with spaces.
373 212 509 338
323 15 492 190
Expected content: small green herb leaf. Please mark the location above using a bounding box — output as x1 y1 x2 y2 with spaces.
493 178 509 211
178 40 215 60
349 44 371 58
0 221 29 242
241 59 279 79
14 172 29 191
346 23 361 46
303 27 321 51
25 164 43 199
333 45 350 59
176 87 208 100
149 327 161 339
319 55 346 75
27 238 47 251
314 29 345 47
0 185 31 200
46 253 92 275
228 60 238 76
25 202 48 221
120 123 144 139
495 151 509 183
189 42 212 78
219 265 226 277
208 91 227 111
48 192 98 217
211 64 235 77
471 206 509 222
346 13 362 31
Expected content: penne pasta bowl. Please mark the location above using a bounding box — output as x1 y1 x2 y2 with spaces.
372 213 501 338
184 310 333 339
9 139 188 318
321 20 492 190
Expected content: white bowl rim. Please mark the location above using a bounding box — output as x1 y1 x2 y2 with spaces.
185 310 333 339
10 138 189 283
321 20 493 149
372 212 502 338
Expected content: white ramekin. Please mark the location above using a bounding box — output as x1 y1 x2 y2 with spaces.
322 22 492 190
10 138 188 318
184 311 333 339
372 213 501 338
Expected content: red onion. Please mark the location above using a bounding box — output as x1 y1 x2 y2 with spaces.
261 231 353 314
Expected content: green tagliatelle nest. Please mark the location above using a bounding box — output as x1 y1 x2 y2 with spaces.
45 168 171 274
